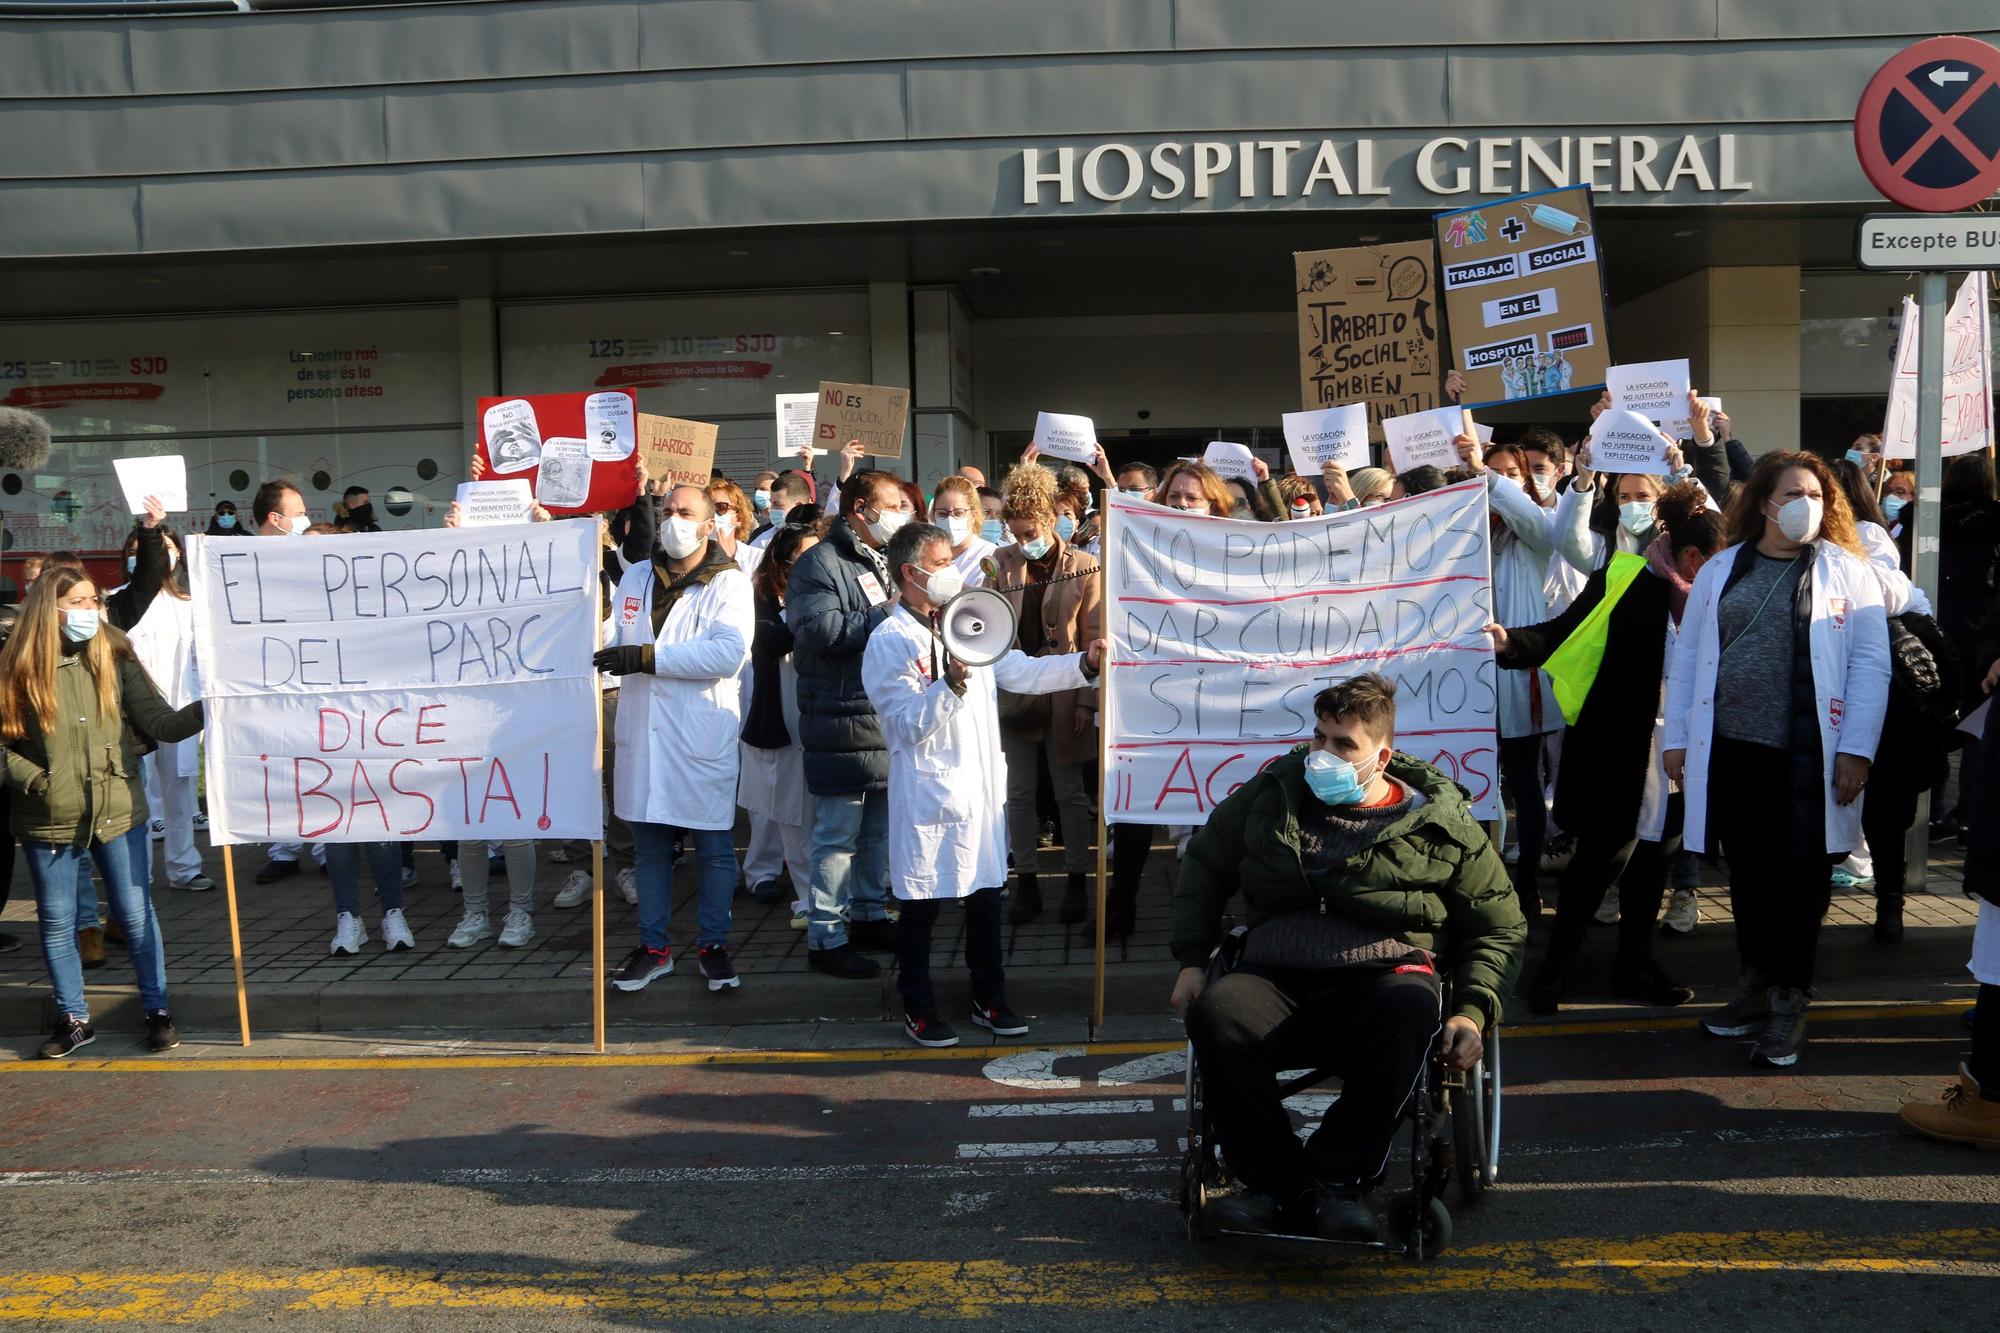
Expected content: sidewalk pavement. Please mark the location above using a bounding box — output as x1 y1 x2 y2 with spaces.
0 824 1982 1037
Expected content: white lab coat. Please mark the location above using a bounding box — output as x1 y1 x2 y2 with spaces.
126 591 200 779
1486 472 1559 739
1663 541 1892 855
739 654 811 827
951 536 997 588
862 604 1088 901
609 556 755 830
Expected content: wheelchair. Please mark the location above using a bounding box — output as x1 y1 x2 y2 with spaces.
1177 929 1503 1260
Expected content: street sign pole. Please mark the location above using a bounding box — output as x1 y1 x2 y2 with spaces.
1901 268 1949 896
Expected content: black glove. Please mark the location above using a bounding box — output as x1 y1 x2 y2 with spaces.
592 644 653 676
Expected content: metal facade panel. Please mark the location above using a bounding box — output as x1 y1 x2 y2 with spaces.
0 179 141 256
1719 0 2000 39
0 90 386 180
0 22 132 97
1171 0 1721 49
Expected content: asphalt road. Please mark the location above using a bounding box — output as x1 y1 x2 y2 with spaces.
1 1004 1996 1329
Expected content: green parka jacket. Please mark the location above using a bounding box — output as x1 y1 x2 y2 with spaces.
1170 749 1525 1028
4 650 204 845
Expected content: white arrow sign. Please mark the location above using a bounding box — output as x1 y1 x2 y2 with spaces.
1930 65 1969 86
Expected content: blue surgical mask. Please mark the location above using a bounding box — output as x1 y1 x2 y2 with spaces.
125 556 137 574
61 608 99 644
1022 535 1054 561
1121 487 1150 499
1055 515 1077 541
1845 449 1868 466
1303 748 1377 806
217 513 236 530
752 489 771 511
1882 495 1908 521
1618 500 1655 536
981 519 1005 545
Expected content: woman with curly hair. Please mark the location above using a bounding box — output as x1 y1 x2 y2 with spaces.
991 463 1102 924
1664 451 1892 1068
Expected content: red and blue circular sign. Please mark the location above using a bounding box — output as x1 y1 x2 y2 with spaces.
1854 35 2000 212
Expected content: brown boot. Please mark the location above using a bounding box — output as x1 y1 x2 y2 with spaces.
76 926 107 969
1900 1064 2000 1148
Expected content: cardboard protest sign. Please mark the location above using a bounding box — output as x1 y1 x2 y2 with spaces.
637 413 721 490
1883 273 1993 459
1034 411 1098 465
1295 241 1440 441
1435 185 1610 409
1101 481 1498 824
453 480 534 526
187 521 603 844
111 454 187 513
476 390 640 516
1380 405 1466 473
1606 358 1692 437
774 392 821 461
1588 409 1672 476
1282 403 1370 473
812 381 909 459
1202 441 1258 482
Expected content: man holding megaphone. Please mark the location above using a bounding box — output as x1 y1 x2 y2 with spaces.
862 522 1106 1048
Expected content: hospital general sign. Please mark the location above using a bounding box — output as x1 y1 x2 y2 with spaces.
1020 134 1754 205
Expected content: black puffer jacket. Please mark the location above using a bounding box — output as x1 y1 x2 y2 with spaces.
786 518 891 795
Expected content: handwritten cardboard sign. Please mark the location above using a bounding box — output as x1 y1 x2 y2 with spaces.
1281 403 1370 473
1435 185 1610 410
1295 240 1440 442
638 413 721 490
812 381 909 459
475 389 640 516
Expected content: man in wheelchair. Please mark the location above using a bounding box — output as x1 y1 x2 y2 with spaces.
1169 673 1525 1240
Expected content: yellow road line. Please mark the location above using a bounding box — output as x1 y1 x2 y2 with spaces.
4 1228 1996 1321
0 999 1970 1075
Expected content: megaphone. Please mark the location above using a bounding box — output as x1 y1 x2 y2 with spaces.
939 586 1018 668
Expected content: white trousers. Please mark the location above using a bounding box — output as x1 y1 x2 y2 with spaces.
144 751 203 884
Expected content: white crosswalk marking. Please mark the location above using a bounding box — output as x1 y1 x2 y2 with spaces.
956 1140 1159 1159
968 1100 1157 1118
1095 1051 1186 1086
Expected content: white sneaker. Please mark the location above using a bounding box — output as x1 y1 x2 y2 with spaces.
447 913 491 949
617 867 638 905
553 869 591 908
449 859 463 891
1661 887 1698 936
381 908 416 952
192 811 209 831
1593 886 1621 925
498 909 534 948
170 874 215 892
330 912 367 955
149 819 165 840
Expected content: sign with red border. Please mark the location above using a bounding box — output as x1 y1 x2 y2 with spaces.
1854 35 2000 213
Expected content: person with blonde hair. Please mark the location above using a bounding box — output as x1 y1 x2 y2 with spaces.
709 476 765 577
2 566 205 1058
992 462 1102 924
929 473 995 586
1153 460 1237 516
1665 451 1892 1069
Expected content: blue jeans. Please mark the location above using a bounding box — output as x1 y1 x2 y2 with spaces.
807 788 889 950
26 825 163 1021
327 842 406 919
632 822 735 952
74 858 100 931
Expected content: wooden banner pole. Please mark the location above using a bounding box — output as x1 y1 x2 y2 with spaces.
591 592 608 1055
219 845 251 1046
1092 499 1115 1032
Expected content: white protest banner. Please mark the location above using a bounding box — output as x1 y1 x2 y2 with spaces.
775 391 822 460
453 479 534 527
1033 411 1098 464
1883 273 1993 459
1203 441 1257 481
1101 480 1499 825
1588 408 1671 475
1605 358 1692 437
111 454 188 513
188 521 603 845
1282 403 1370 473
1380 405 1464 473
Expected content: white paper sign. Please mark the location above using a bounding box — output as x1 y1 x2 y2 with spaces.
534 437 592 509
774 392 824 460
583 390 636 462
1589 408 1672 475
1380 405 1465 473
1697 395 1723 415
1202 440 1258 482
1883 273 1993 460
187 521 604 844
1606 358 1692 438
454 480 534 527
481 398 544 474
111 453 188 514
1033 411 1099 464
1472 421 1495 447
1281 403 1370 472
1101 482 1498 824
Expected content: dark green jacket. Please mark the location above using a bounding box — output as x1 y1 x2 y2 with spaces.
1171 749 1525 1028
4 651 203 845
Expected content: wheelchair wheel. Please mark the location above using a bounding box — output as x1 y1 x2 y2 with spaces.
1388 1192 1453 1260
1452 1056 1488 1203
1179 1041 1221 1241
1483 1029 1503 1187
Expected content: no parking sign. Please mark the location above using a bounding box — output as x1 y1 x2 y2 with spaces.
1854 35 2000 212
